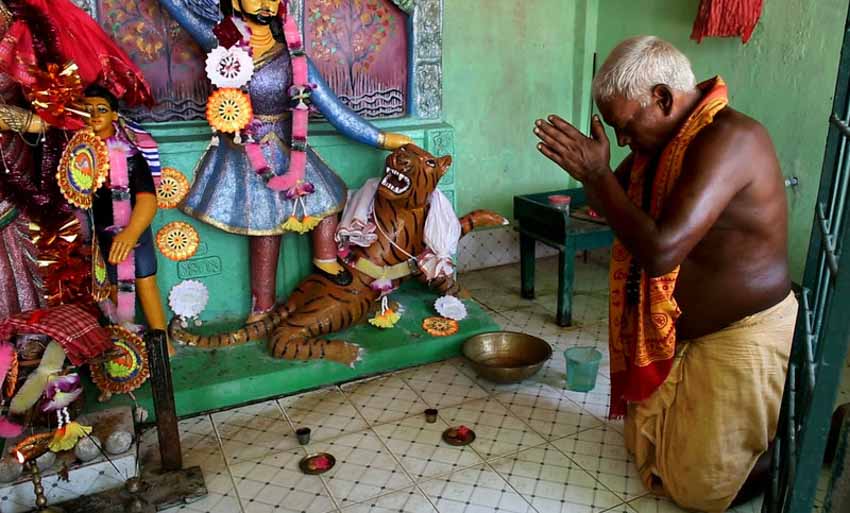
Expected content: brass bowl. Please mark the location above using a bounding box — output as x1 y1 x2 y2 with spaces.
462 331 552 384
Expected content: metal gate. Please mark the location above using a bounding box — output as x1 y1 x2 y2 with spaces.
764 3 850 512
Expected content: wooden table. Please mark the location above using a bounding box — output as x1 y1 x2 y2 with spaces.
513 188 614 326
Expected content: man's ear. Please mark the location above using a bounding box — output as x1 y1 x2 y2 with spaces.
651 84 674 116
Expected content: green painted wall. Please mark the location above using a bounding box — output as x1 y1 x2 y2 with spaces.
595 0 847 279
443 0 593 215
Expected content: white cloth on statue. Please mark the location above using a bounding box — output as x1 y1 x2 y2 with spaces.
336 178 379 248
336 178 461 280
419 189 461 280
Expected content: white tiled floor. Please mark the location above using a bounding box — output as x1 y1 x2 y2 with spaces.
280 388 369 444
143 253 849 513
341 375 431 427
213 400 299 464
373 414 484 481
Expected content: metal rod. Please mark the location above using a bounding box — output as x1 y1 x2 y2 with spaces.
145 330 182 471
801 290 819 392
831 113 850 139
815 273 831 356
830 107 850 238
833 137 850 241
803 288 814 339
814 255 828 340
828 112 849 223
817 202 840 278
83 433 127 480
805 336 818 394
787 363 798 487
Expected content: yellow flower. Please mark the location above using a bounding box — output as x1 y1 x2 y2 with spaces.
369 308 401 329
49 422 93 452
283 215 322 234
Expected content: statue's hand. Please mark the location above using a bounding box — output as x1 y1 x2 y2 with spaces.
381 132 412 150
0 105 45 133
108 230 139 265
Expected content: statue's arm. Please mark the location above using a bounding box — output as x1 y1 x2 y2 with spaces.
308 57 409 150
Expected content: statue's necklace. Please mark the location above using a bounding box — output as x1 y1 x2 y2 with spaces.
250 31 275 58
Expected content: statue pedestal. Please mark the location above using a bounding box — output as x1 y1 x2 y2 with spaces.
83 281 501 420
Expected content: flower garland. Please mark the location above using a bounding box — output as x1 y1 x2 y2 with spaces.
104 138 136 324
206 10 318 232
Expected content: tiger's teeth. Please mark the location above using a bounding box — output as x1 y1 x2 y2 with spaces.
381 166 411 194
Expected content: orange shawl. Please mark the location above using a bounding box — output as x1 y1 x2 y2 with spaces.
608 77 729 418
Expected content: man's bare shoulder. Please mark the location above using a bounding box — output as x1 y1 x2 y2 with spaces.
691 107 771 153
685 107 776 183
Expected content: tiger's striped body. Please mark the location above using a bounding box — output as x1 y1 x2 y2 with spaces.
169 145 508 365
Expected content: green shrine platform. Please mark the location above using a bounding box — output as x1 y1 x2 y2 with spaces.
82 281 501 420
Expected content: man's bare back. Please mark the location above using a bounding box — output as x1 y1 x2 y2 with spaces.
533 86 791 339
534 36 799 510
668 107 791 338
534 93 795 509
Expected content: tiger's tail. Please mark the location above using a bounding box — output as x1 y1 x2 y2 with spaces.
459 209 509 237
168 304 292 349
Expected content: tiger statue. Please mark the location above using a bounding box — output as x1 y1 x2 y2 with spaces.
169 144 508 365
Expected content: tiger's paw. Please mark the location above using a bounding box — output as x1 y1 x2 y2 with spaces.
323 340 362 367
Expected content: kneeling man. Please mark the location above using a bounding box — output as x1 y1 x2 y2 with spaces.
534 36 796 512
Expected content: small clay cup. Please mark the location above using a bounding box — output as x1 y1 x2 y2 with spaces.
424 409 438 423
296 427 311 445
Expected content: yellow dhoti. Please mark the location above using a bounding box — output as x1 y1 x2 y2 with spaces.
624 292 798 512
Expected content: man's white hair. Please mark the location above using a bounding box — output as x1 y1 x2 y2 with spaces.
592 36 696 107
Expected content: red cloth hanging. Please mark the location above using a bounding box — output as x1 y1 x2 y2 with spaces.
0 0 153 108
691 0 764 44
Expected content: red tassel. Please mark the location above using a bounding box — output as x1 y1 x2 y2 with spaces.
691 0 764 44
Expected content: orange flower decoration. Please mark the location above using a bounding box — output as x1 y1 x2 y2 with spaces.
422 317 459 337
206 88 253 133
156 167 190 209
156 222 200 261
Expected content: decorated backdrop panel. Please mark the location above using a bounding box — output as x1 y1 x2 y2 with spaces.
96 0 210 121
305 0 409 118
93 0 409 121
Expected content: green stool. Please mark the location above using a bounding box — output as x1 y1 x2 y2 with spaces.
513 188 614 326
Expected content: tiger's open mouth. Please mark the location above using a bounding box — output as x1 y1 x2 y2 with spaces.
380 166 411 195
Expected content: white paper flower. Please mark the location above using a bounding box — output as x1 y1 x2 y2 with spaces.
435 295 467 321
206 46 254 89
168 280 209 320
